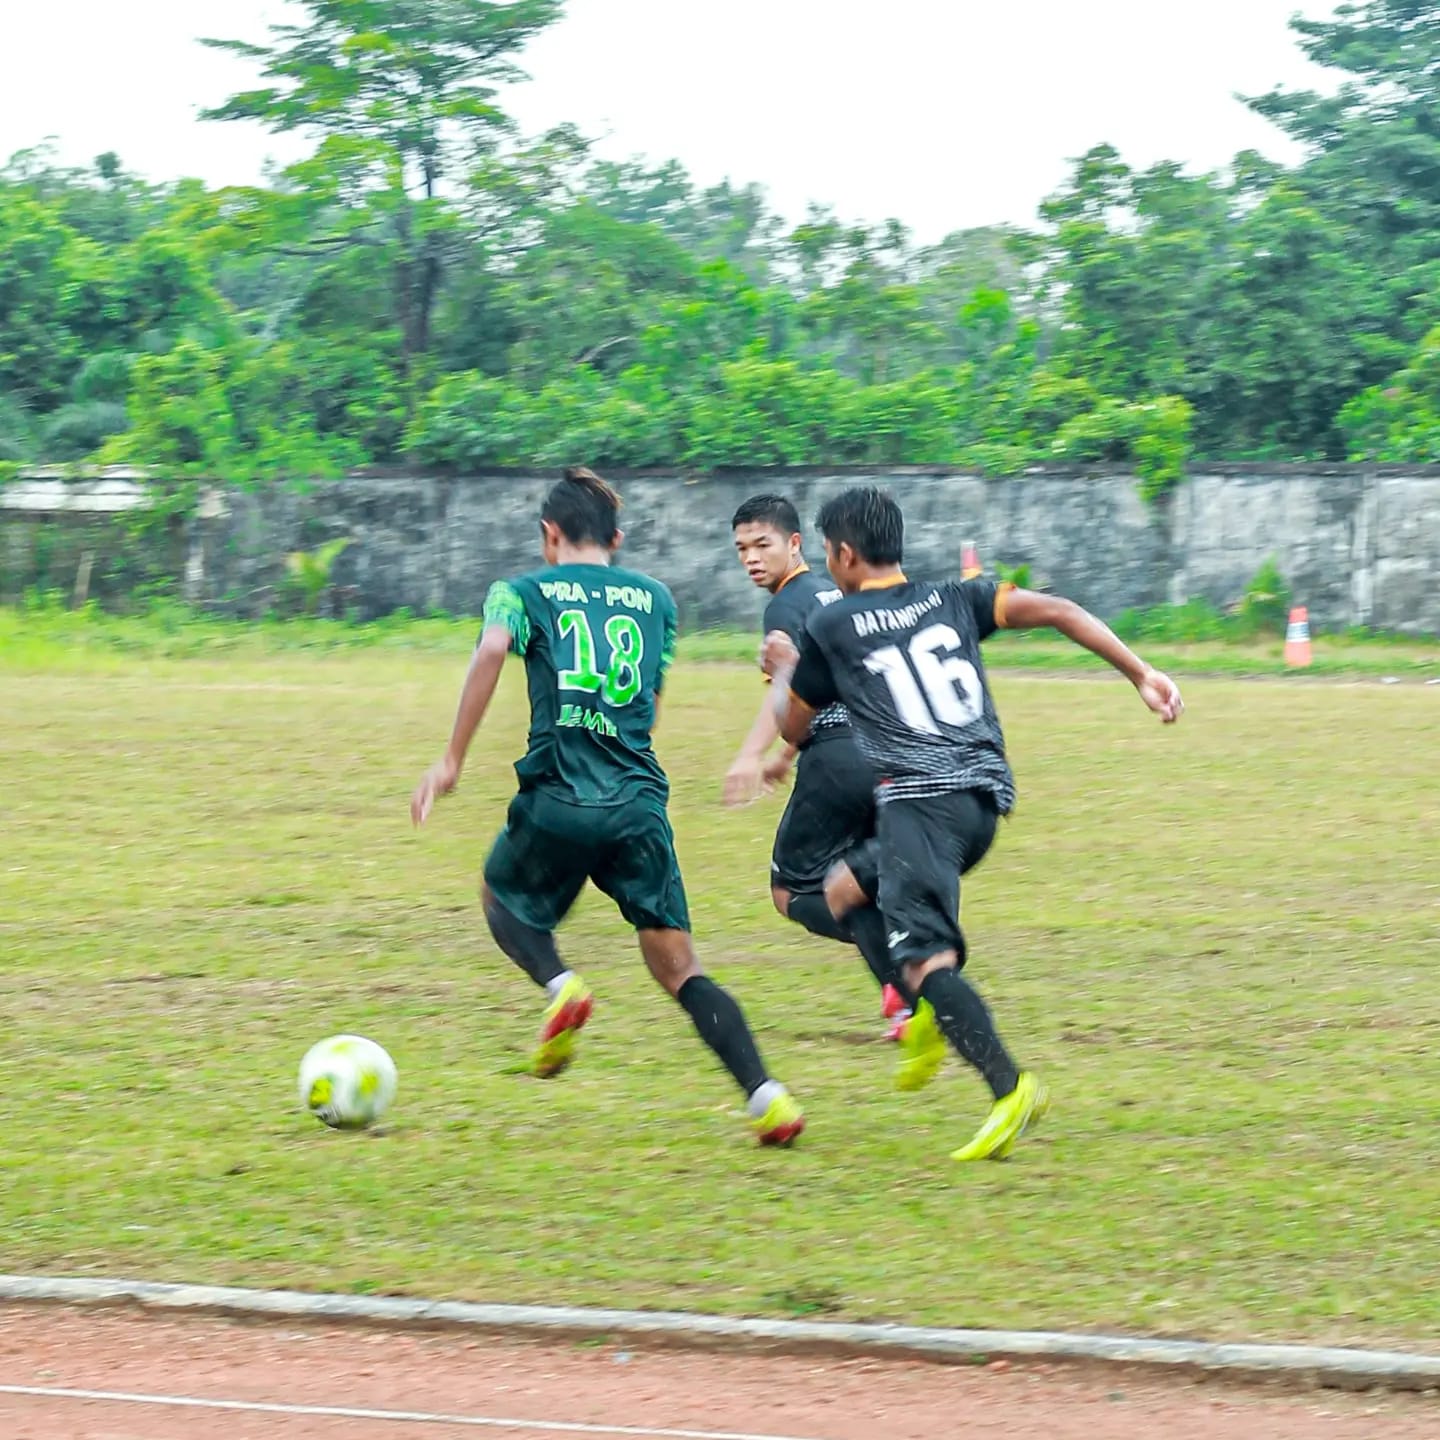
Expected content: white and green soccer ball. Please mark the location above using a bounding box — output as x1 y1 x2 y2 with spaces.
298 1034 397 1130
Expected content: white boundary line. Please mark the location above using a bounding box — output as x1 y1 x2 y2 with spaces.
0 1385 824 1440
0 1276 1437 1394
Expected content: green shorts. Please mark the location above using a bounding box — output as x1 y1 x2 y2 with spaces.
483 787 691 934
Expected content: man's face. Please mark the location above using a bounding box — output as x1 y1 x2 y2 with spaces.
733 522 800 592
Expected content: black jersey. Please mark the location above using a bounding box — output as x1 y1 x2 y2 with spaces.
790 577 1016 812
761 566 849 741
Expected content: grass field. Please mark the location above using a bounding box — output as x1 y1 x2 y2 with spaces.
4 598 1440 678
1 623 1437 1351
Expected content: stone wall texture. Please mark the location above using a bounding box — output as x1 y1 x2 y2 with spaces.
4 466 1438 633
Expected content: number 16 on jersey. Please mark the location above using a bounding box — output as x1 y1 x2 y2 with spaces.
864 623 983 736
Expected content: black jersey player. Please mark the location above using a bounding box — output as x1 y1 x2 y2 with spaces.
764 487 1182 1161
725 494 912 1037
412 468 804 1146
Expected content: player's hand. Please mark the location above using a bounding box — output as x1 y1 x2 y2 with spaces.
1136 668 1184 724
761 629 799 678
723 755 772 807
411 754 460 826
761 751 794 789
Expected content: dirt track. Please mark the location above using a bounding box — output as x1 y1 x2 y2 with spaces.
1 1307 1436 1439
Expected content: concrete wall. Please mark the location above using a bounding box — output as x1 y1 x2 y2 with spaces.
5 466 1439 633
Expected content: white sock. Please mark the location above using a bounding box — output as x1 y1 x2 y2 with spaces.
747 1079 786 1119
545 971 575 1001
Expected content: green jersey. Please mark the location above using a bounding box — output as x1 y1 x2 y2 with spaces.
482 562 678 806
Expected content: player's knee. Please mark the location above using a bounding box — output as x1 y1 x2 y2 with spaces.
770 886 792 918
650 955 702 996
638 927 703 997
903 952 958 991
822 862 864 919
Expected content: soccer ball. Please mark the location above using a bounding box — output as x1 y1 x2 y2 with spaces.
297 1034 397 1130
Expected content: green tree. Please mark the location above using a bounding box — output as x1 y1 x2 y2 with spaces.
1200 182 1392 456
1339 322 1440 458
0 191 83 408
1037 147 1231 404
1248 0 1440 345
201 0 563 363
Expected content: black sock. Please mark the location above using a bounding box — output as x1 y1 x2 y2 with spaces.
918 968 1020 1100
846 904 915 1006
676 975 769 1097
484 894 564 989
785 891 852 945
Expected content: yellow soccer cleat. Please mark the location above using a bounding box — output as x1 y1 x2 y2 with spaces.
532 975 594 1078
895 999 947 1092
952 1072 1049 1162
751 1088 806 1147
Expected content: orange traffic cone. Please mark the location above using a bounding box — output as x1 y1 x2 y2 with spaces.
1284 606 1312 668
962 540 982 580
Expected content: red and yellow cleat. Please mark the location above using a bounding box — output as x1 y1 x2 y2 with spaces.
751 1087 806 1146
532 975 594 1078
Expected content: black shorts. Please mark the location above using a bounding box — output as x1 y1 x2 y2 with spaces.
484 787 691 933
876 788 998 968
771 733 876 894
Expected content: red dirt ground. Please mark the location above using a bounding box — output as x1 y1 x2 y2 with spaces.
1 1307 1435 1440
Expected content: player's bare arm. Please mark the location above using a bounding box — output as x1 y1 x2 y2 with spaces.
410 623 511 826
724 696 786 807
761 629 816 747
762 743 798 786
1002 589 1185 723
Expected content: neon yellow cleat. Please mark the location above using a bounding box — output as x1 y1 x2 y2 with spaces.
751 1088 806 1146
895 999 947 1092
952 1072 1049 1162
532 975 594 1078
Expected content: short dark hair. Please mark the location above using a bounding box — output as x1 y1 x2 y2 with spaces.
542 466 621 546
731 493 801 535
815 487 904 565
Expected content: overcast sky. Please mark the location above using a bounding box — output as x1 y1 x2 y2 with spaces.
1 0 1338 240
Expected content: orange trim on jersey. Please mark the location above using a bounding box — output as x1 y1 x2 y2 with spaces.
857 571 908 591
995 581 1016 629
773 562 810 594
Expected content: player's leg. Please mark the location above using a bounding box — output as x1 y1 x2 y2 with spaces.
637 928 802 1144
482 791 594 1077
824 840 914 1036
881 789 1012 1093
769 751 853 944
772 738 903 1032
880 791 1047 1160
594 797 804 1145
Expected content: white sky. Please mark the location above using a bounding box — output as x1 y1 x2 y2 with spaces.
0 0 1338 240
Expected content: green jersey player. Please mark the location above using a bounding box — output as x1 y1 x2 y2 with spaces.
412 468 804 1146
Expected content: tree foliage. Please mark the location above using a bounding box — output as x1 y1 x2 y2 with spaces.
7 0 1440 491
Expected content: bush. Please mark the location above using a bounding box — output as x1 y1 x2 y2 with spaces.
1234 556 1290 638
40 400 129 460
405 358 1193 489
70 352 133 404
1051 393 1193 500
0 392 36 462
1109 598 1230 644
